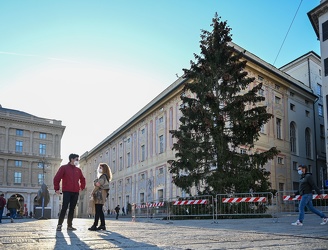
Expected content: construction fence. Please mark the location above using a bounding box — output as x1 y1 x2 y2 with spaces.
130 190 328 223
276 190 328 218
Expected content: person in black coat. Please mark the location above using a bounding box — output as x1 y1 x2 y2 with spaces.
115 205 120 220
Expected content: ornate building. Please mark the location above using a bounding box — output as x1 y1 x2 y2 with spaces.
0 105 65 218
79 42 318 217
308 0 328 189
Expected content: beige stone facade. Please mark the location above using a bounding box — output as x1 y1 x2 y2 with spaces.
79 43 318 218
0 105 65 218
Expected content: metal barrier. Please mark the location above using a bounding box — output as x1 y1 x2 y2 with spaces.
215 192 276 222
276 189 328 220
131 190 328 223
134 200 167 221
166 195 214 223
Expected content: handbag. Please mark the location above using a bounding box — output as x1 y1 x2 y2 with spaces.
101 174 110 190
93 189 103 201
103 179 110 190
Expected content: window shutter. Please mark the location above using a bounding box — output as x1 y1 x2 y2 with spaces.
323 20 328 41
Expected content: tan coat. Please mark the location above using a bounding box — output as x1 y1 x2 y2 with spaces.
91 174 109 205
88 197 95 215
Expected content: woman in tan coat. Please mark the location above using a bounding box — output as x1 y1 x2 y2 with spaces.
88 163 112 231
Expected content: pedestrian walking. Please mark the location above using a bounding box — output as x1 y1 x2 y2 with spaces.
54 153 86 231
126 204 129 215
88 163 112 231
6 194 21 223
0 193 6 223
291 164 328 226
115 205 120 220
122 206 125 216
131 203 136 222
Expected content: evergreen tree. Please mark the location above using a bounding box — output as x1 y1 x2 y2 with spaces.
168 14 279 195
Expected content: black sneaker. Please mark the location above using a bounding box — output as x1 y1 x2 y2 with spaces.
96 225 106 231
56 225 62 231
67 226 77 231
88 225 97 231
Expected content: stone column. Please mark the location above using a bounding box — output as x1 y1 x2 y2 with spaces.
5 127 9 152
27 193 31 216
3 158 8 185
28 161 32 186
29 130 33 155
133 174 137 203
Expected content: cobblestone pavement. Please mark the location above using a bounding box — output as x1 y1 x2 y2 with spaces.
0 214 327 249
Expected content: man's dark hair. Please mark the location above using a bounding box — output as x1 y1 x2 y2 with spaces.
299 164 308 173
69 153 79 161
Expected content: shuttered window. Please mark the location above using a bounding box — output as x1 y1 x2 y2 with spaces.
323 20 328 41
324 58 328 76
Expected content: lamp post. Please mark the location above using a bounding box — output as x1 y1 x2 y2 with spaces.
38 158 49 220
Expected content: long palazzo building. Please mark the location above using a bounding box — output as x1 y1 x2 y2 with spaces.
78 42 325 218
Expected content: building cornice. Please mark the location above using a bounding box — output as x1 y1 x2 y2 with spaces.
230 42 317 100
308 1 328 39
0 109 65 130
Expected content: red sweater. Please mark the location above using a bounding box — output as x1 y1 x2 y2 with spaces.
53 163 86 193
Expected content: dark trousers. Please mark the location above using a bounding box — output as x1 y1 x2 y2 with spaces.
93 204 105 226
58 191 79 227
116 212 119 219
9 208 17 219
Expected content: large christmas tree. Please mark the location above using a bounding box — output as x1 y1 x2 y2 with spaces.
169 14 279 195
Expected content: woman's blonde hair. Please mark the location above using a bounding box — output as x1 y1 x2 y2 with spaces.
98 163 112 181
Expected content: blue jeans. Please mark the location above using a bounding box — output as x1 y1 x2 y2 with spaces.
9 208 17 219
298 193 326 222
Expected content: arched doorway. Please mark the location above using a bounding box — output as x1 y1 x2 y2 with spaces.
10 194 24 217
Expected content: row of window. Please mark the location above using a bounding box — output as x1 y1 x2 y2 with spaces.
106 114 316 173
11 172 44 185
15 129 47 139
292 161 312 172
241 146 285 164
289 102 323 117
290 123 314 158
15 141 46 155
108 134 165 172
138 189 164 203
12 160 48 168
276 96 322 117
321 20 328 76
113 168 164 189
112 190 164 204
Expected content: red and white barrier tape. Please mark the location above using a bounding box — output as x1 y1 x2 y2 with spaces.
173 199 208 205
222 197 267 203
136 202 165 208
283 194 328 201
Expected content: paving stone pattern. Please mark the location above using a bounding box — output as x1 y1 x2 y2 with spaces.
0 214 327 249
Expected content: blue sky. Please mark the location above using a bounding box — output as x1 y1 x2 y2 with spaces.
0 0 320 163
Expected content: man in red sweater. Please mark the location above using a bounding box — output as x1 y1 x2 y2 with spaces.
54 153 86 231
